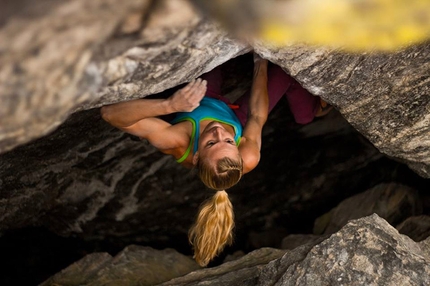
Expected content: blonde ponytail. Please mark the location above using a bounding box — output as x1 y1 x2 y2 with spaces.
189 190 234 267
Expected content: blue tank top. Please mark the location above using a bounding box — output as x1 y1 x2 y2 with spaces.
171 97 243 163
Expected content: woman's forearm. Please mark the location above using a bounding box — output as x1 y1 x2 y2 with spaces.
101 79 207 128
248 59 269 125
100 98 173 128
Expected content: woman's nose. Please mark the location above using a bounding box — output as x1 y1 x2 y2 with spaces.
212 128 224 138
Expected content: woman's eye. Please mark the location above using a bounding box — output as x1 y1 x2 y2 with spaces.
207 141 215 146
226 139 234 144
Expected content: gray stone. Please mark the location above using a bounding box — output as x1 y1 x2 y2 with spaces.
314 183 423 235
40 253 113 286
160 247 289 286
276 214 430 286
281 234 327 250
1 0 429 177
255 43 430 177
397 215 430 242
157 214 430 285
1 1 430 284
0 0 149 153
0 0 249 154
40 215 430 285
40 245 200 286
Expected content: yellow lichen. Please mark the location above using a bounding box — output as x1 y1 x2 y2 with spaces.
258 0 430 51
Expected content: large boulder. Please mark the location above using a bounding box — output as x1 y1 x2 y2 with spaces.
1 1 430 284
313 183 423 235
40 245 200 286
0 0 250 153
1 0 429 176
41 215 430 286
163 215 430 285
255 43 430 178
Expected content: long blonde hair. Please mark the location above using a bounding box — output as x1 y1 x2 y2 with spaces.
189 190 234 267
189 156 242 266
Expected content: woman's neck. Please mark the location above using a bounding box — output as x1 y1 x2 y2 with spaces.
199 120 236 137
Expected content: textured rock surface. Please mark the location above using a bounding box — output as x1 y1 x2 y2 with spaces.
1 0 429 176
277 214 430 286
0 0 148 152
281 234 327 250
254 43 430 177
397 215 430 242
0 0 250 153
314 183 423 235
40 245 200 286
46 215 430 285
1 1 430 285
160 215 430 286
1 103 411 239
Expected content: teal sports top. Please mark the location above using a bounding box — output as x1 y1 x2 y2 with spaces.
171 97 243 163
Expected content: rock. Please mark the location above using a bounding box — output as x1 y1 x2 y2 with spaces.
40 253 113 286
278 214 430 285
314 183 423 235
157 214 430 285
1 1 430 284
281 234 327 250
160 247 289 286
247 227 289 250
397 215 430 242
1 75 402 241
0 0 250 153
40 214 430 285
40 245 200 286
223 250 246 263
0 0 149 153
1 0 429 178
254 43 430 177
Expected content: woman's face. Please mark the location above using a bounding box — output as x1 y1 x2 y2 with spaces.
195 121 240 164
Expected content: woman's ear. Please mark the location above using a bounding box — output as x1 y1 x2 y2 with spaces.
192 151 199 166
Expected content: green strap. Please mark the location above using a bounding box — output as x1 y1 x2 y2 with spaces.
175 117 241 163
176 119 196 163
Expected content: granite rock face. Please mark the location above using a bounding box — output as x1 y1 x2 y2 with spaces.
314 183 423 235
0 0 250 153
1 1 430 285
254 43 430 178
1 0 429 176
42 215 430 286
274 214 430 286
1 0 147 152
40 245 200 286
397 215 430 242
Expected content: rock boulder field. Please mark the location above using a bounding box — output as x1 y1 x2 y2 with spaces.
1 0 429 285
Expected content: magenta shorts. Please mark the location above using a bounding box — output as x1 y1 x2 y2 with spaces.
200 63 319 126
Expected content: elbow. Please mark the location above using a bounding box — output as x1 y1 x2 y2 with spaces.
258 114 268 126
249 113 268 127
243 152 260 174
100 106 112 123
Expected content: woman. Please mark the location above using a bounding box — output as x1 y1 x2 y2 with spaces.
101 53 329 266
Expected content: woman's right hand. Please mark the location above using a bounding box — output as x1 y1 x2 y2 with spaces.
168 78 207 112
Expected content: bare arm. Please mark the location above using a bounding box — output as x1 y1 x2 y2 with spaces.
100 79 207 150
101 79 207 129
239 54 269 173
101 78 206 135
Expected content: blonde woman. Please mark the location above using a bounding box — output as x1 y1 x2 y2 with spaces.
101 53 328 266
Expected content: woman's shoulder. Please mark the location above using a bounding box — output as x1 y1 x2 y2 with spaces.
238 136 261 174
158 121 195 163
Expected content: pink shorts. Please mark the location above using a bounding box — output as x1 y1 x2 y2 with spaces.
201 63 320 126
